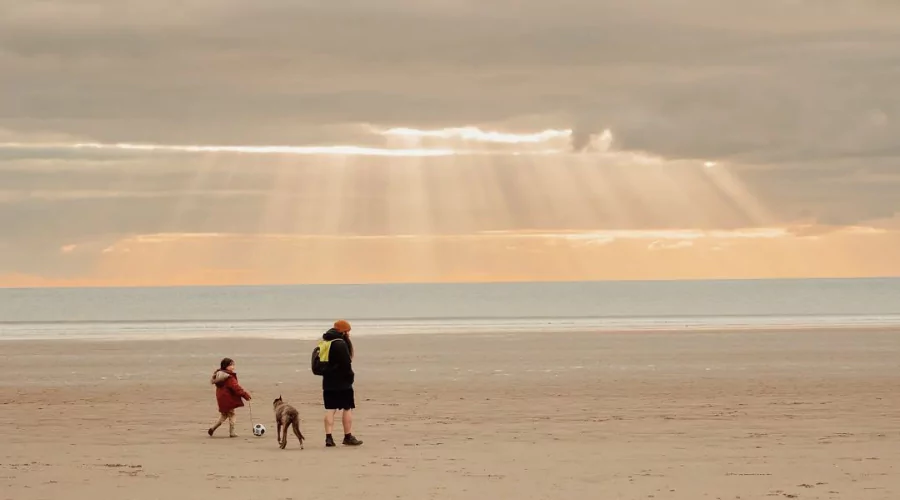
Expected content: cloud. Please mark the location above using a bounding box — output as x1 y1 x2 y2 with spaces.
93 228 791 253
1 0 899 284
85 224 876 257
648 240 694 251
379 126 572 144
0 189 263 203
866 213 900 230
0 126 629 157
483 228 790 245
2 1 898 151
785 224 889 238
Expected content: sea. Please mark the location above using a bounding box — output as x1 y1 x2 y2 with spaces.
1 278 899 340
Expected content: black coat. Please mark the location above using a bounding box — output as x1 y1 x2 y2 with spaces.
321 328 355 391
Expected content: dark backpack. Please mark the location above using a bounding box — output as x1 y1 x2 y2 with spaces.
311 340 334 376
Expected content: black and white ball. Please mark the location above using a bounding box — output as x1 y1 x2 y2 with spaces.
252 423 266 437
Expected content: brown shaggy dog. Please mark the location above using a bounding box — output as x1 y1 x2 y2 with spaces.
273 396 305 450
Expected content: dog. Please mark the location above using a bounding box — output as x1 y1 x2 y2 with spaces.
273 396 305 450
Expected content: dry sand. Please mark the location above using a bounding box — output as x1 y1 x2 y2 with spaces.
2 329 899 499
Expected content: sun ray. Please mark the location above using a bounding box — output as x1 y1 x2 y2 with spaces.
701 162 774 226
8 121 842 286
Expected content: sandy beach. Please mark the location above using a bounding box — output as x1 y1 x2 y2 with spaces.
2 328 899 499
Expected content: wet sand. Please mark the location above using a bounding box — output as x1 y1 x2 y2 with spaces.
2 328 899 499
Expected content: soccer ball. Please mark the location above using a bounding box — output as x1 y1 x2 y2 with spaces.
253 423 266 437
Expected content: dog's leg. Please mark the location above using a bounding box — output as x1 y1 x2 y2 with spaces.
280 419 288 449
292 418 305 450
276 419 282 445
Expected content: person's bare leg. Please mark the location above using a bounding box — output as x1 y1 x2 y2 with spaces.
324 410 336 435
341 410 362 445
324 410 337 447
341 409 353 435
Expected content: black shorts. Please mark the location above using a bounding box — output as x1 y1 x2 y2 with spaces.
323 388 355 410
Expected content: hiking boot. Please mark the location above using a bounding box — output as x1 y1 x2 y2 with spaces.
342 435 363 446
325 436 336 447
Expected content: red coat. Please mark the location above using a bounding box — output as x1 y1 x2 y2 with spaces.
210 369 251 413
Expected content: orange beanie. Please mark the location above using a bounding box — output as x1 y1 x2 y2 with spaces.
333 320 352 333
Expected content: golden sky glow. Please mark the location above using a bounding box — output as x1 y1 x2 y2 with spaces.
2 225 898 287
1 125 898 287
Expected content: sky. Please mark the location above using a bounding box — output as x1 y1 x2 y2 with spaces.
1 0 899 286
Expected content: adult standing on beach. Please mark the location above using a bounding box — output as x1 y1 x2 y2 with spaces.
316 320 363 447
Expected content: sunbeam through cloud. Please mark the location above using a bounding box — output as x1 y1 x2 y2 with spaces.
0 126 644 158
378 126 573 144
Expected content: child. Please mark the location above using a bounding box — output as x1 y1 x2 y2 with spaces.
208 357 252 438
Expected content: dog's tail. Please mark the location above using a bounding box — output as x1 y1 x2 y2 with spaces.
291 418 305 444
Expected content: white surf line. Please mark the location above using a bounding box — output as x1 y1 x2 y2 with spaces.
0 142 568 157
